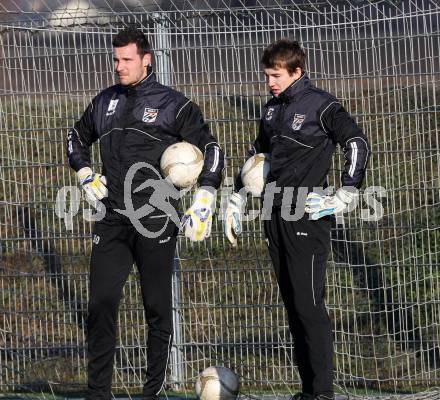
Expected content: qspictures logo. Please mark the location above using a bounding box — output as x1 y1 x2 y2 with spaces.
55 163 387 238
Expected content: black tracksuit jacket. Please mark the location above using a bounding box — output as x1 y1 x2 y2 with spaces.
236 73 370 207
67 71 224 221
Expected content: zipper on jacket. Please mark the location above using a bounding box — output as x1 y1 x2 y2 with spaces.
117 89 137 197
275 101 288 137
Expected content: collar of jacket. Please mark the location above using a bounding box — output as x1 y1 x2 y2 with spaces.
123 70 157 94
276 73 310 102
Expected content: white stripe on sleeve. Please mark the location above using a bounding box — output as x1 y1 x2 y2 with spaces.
349 141 358 177
209 146 219 173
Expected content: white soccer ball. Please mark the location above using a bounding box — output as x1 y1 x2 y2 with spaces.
241 153 270 197
160 142 204 188
195 366 240 400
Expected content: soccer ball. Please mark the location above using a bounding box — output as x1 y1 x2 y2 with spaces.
160 141 204 188
195 366 240 400
240 153 270 197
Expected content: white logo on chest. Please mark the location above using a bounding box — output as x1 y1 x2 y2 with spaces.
292 113 306 130
265 107 275 121
106 99 119 116
142 108 158 123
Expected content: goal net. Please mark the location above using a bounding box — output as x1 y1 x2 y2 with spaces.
0 0 439 398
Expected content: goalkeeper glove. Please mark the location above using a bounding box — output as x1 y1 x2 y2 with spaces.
181 188 216 242
224 192 246 247
305 188 358 220
77 167 108 203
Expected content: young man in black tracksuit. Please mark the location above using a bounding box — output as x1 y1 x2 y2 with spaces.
224 40 369 400
67 28 224 399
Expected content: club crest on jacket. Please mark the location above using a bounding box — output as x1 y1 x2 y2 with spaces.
143 107 159 123
106 99 119 116
291 113 306 130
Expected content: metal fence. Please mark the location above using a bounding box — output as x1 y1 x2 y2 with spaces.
1 0 439 398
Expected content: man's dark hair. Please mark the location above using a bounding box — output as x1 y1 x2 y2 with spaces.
112 27 151 57
261 39 306 74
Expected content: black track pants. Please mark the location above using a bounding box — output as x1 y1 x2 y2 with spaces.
86 219 178 400
264 210 333 398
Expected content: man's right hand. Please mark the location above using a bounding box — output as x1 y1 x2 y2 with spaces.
77 167 108 203
224 192 246 247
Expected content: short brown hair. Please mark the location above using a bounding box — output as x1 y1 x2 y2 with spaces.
261 39 306 74
112 27 151 57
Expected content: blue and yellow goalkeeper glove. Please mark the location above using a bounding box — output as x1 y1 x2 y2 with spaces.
181 188 216 242
305 188 358 220
77 167 108 203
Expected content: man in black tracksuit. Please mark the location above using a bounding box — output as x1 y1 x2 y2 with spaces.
224 40 369 399
67 28 223 399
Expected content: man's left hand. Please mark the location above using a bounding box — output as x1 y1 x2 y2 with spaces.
181 188 216 241
305 188 358 220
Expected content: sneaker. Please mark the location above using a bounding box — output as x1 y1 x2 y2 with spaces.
315 395 334 400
